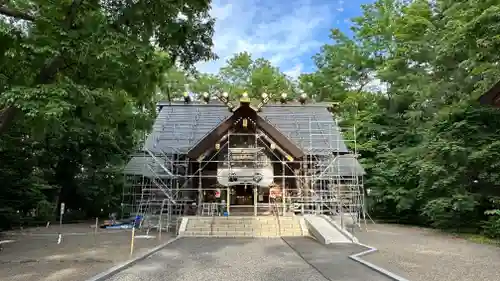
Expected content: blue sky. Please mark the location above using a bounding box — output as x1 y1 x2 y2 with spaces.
196 0 375 78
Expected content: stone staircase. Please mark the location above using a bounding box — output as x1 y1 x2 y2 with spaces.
180 216 304 237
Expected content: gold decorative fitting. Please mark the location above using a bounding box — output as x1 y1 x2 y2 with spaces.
240 92 250 103
327 102 341 113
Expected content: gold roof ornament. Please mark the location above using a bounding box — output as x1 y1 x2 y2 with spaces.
240 92 250 103
327 101 341 113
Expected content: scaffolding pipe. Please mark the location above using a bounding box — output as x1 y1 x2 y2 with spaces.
123 117 365 229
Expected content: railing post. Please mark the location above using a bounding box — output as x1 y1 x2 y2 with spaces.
253 186 257 216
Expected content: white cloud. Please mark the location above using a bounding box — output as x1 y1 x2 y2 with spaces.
196 0 346 76
284 63 304 79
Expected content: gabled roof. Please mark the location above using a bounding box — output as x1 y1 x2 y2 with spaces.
260 105 348 154
144 101 349 155
144 103 231 154
479 80 500 107
186 104 305 159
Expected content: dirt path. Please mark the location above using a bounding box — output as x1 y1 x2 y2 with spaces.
355 223 500 281
0 224 173 281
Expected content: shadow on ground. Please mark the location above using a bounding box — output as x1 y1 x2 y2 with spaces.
0 224 173 281
105 237 391 281
283 236 391 281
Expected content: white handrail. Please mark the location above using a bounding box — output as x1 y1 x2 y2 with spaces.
146 165 177 204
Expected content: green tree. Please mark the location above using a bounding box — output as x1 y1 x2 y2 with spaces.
0 0 216 134
303 0 500 235
190 73 222 95
218 52 296 100
0 0 216 228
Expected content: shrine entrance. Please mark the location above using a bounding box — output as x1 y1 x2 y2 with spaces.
228 184 257 215
230 184 254 205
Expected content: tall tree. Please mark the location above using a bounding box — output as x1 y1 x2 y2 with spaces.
218 52 296 99
303 0 500 236
0 0 216 134
0 0 216 228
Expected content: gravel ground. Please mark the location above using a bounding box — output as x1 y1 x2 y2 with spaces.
106 237 388 281
0 223 173 281
9 222 496 281
355 223 500 281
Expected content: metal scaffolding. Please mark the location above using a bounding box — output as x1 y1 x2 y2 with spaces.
121 102 366 231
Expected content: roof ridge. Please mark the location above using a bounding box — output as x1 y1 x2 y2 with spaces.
156 101 333 108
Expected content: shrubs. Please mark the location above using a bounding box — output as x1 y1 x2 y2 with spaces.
483 209 500 239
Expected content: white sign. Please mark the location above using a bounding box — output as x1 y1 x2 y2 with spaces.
215 189 221 198
60 203 65 215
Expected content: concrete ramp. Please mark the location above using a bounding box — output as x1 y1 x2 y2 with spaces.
304 215 352 244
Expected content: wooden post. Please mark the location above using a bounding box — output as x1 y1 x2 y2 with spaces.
129 227 136 257
282 161 286 215
226 187 230 215
58 202 65 245
253 186 257 216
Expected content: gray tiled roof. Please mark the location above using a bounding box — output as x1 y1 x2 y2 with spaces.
259 105 349 154
144 102 349 154
144 104 231 154
123 155 155 177
316 154 366 176
123 155 174 178
126 102 362 176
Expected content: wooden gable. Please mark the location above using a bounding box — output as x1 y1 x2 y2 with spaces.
186 103 305 159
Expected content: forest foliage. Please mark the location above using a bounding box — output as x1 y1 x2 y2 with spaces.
158 51 300 101
1 0 500 239
303 0 500 238
0 0 216 229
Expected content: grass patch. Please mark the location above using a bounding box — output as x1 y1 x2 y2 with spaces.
456 233 500 246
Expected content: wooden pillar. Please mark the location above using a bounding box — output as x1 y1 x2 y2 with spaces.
282 160 286 214
226 186 230 214
253 186 257 216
